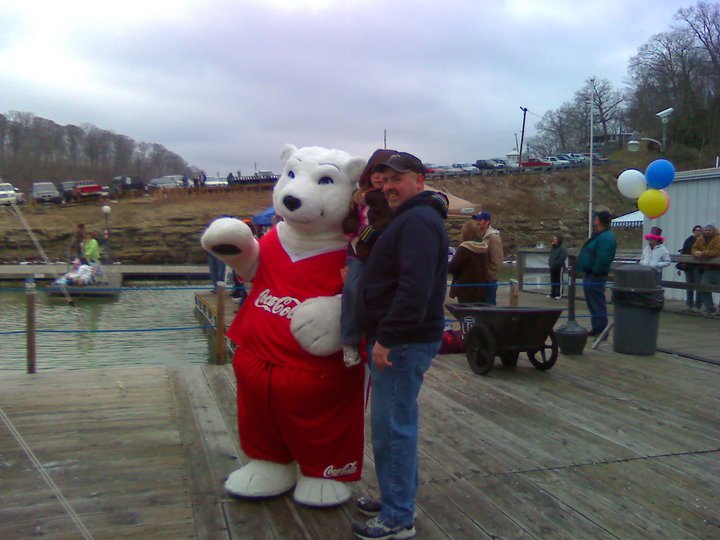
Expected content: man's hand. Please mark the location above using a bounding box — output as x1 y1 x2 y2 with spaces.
372 342 392 371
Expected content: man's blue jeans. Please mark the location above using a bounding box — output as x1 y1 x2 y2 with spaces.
208 254 226 291
684 267 703 309
368 341 440 527
583 276 608 334
700 268 720 311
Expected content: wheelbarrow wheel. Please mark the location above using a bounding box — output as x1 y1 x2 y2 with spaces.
500 352 519 367
465 324 495 375
528 330 559 371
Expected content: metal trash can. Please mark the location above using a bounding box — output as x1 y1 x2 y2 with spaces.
612 265 664 355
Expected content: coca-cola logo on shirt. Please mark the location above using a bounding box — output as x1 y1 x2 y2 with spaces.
253 288 300 319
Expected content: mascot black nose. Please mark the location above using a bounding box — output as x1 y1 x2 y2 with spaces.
283 195 301 212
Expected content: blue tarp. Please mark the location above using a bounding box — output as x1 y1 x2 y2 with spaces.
252 206 275 226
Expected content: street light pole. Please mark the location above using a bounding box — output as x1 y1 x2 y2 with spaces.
588 79 595 238
102 205 111 263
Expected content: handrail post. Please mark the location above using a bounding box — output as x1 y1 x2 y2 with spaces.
509 279 520 307
26 277 36 374
215 280 226 365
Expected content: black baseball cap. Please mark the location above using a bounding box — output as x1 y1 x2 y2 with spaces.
377 152 427 175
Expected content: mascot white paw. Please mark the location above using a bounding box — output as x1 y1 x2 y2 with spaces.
201 217 260 279
290 296 342 356
224 460 298 498
293 474 352 507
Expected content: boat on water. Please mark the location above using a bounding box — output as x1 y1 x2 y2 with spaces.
44 273 122 300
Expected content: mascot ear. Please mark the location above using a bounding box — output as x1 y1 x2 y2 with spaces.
280 144 298 165
343 157 368 184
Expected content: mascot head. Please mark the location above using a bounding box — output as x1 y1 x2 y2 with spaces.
273 144 366 236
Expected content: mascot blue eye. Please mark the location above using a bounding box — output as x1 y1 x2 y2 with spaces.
288 171 295 179
318 176 334 185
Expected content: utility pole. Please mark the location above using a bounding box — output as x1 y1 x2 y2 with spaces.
588 78 595 238
518 107 528 165
383 129 387 150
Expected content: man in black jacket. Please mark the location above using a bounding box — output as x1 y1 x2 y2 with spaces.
353 152 448 540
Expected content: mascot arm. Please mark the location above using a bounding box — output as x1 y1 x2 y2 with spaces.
201 217 259 280
290 295 342 357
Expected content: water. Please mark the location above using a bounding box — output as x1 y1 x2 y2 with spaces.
0 283 213 371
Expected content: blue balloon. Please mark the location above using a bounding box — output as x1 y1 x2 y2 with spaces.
645 159 675 189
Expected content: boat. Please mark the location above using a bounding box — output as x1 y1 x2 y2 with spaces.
44 272 122 300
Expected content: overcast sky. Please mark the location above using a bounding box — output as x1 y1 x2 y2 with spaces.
1 0 687 176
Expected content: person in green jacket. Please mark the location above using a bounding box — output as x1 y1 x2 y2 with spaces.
83 231 101 263
577 211 617 336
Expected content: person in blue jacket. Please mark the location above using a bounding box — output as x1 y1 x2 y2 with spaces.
354 151 449 540
577 210 617 336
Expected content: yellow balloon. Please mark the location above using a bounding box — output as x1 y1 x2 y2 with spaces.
638 189 670 219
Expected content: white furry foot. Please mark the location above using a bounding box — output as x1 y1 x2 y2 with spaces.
293 474 352 507
224 460 298 498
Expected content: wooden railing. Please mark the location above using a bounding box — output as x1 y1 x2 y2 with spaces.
517 248 720 295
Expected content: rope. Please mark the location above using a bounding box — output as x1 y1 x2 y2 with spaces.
8 200 89 328
0 405 94 540
0 325 215 336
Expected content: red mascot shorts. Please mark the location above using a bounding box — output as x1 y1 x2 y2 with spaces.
233 349 365 482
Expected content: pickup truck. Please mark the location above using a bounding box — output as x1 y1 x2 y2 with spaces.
520 157 552 169
72 180 103 200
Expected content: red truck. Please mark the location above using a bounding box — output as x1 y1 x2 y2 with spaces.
520 157 552 169
72 180 103 200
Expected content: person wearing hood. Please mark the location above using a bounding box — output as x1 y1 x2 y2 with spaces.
639 226 671 284
354 151 448 540
448 220 489 303
471 211 503 305
340 148 396 367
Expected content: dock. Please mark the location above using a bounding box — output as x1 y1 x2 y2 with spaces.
2 290 719 539
0 264 210 282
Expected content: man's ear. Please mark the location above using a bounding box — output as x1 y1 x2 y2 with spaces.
416 173 426 190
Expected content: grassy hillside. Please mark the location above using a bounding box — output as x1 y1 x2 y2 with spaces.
1 155 661 264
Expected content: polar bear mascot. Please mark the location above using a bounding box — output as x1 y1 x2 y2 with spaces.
201 144 367 507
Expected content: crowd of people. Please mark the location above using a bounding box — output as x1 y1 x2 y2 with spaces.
205 147 718 539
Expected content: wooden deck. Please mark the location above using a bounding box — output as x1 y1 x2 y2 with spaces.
2 321 719 539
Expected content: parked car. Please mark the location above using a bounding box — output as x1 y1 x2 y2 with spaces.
439 165 463 176
110 175 146 196
474 159 497 170
163 174 188 186
423 163 444 173
582 152 609 163
57 180 78 203
0 182 23 205
489 159 507 169
72 180 103 200
204 177 229 190
452 163 481 174
32 181 63 204
544 156 571 168
520 157 552 168
148 177 183 190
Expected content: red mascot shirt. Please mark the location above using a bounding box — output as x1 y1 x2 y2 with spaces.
226 226 364 481
227 226 347 371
